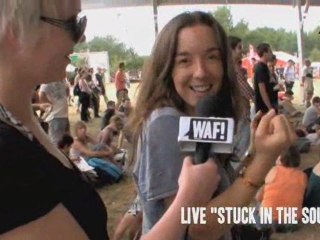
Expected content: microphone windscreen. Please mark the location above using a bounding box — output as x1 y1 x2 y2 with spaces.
195 94 225 118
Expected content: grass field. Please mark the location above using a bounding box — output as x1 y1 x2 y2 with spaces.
68 80 320 239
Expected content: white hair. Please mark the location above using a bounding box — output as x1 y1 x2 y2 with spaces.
0 0 58 43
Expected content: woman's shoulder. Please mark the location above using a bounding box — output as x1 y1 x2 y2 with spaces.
0 121 33 152
144 107 182 129
149 107 182 122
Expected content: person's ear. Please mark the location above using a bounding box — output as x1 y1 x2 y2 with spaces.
3 23 21 51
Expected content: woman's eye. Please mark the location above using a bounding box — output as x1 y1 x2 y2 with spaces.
177 58 190 65
208 54 220 60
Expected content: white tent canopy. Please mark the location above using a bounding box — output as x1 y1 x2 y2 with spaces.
273 51 298 63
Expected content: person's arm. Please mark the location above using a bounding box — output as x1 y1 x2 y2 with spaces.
65 81 70 97
141 157 220 240
39 90 52 104
74 74 80 87
72 140 112 159
0 204 89 240
258 82 273 110
32 103 52 112
188 110 296 239
117 131 124 149
98 129 112 146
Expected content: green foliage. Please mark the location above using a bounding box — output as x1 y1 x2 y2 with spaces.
74 56 88 68
212 6 233 34
310 48 320 61
210 7 319 59
74 36 144 74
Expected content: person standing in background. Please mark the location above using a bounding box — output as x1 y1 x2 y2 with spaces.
39 80 70 145
96 67 108 105
229 36 254 160
267 54 283 113
254 43 275 113
115 62 127 100
283 59 296 92
302 59 314 108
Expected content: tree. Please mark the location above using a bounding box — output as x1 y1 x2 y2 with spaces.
230 20 249 40
309 48 320 61
211 7 233 34
209 6 319 59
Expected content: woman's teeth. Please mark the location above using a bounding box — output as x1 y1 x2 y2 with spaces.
190 85 212 93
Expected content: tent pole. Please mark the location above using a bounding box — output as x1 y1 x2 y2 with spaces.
296 0 304 102
153 0 159 37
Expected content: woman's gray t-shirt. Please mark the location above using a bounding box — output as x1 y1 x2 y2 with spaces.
133 107 234 240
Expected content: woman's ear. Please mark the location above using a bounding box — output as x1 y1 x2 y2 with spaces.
3 23 20 50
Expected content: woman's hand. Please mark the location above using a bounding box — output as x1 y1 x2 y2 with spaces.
177 156 220 207
252 109 296 163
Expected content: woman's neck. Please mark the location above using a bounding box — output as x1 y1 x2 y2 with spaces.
0 74 35 125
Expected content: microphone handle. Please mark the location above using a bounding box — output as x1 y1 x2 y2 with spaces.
193 143 211 164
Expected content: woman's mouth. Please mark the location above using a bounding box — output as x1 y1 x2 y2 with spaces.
189 84 213 93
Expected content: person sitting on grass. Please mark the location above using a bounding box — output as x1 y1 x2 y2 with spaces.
255 145 307 233
278 90 302 118
305 121 320 146
71 121 123 183
304 159 320 208
302 96 320 133
98 115 124 147
98 115 127 166
100 100 116 130
57 133 99 185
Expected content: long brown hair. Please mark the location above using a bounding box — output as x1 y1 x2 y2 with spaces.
128 11 242 161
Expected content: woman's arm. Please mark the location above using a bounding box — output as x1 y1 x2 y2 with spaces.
189 110 296 240
141 157 220 240
72 140 112 159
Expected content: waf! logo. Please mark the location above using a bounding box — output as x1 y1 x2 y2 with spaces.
188 118 228 142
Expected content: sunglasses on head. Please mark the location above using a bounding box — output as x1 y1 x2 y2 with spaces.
40 15 87 43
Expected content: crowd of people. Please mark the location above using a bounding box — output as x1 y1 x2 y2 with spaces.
0 1 319 240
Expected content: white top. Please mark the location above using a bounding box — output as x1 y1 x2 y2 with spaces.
39 80 68 122
283 65 296 82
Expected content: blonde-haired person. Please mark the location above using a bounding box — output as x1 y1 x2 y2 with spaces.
0 2 236 240
128 11 295 239
0 1 114 239
70 120 123 182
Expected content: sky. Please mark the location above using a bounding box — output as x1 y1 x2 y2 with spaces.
82 4 320 56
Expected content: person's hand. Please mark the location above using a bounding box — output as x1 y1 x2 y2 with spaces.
39 103 52 112
252 109 296 162
177 156 220 206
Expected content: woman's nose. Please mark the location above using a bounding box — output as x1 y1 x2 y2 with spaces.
193 59 207 79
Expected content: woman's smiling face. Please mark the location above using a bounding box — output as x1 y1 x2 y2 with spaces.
171 24 223 115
